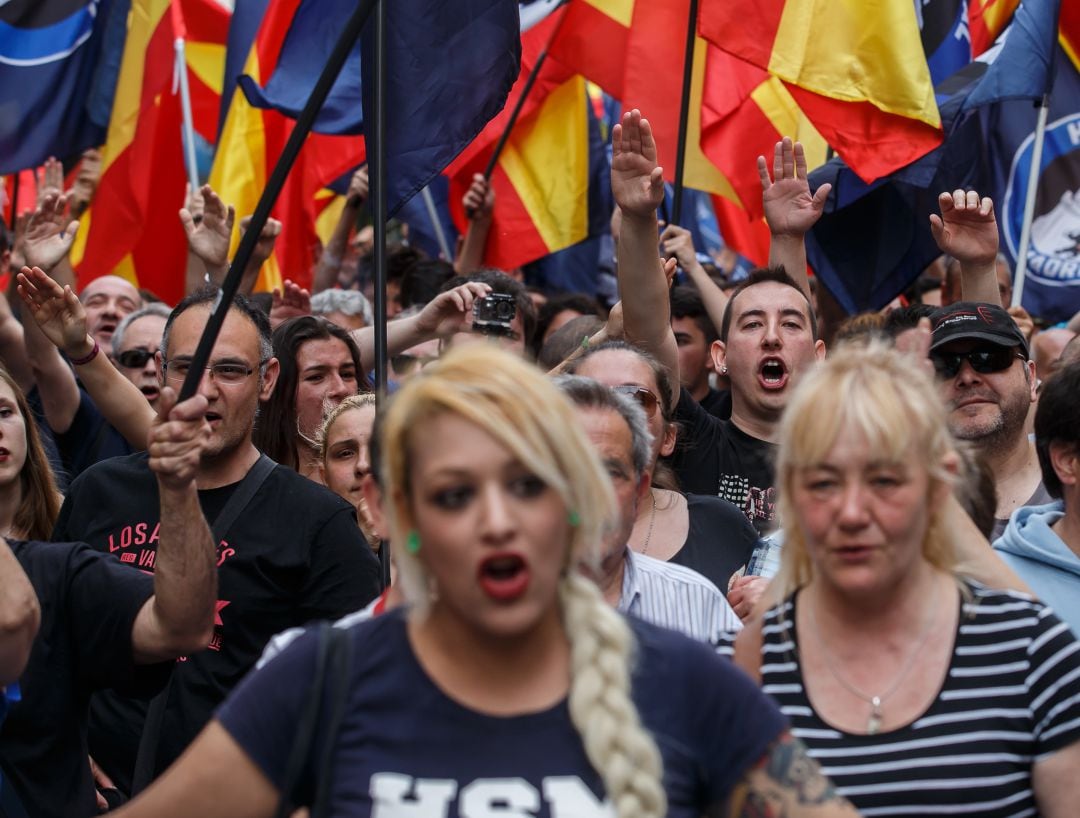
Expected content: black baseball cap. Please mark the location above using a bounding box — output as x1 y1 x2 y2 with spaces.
929 302 1029 358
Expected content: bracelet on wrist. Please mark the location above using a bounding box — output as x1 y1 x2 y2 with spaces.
69 338 99 366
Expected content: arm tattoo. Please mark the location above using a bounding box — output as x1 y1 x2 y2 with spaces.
724 733 854 818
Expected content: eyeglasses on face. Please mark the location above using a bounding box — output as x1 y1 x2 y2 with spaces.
162 359 264 385
930 347 1024 379
613 385 660 418
116 348 155 369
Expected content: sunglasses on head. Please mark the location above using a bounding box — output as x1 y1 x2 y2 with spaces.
613 385 660 418
930 347 1024 379
116 348 155 369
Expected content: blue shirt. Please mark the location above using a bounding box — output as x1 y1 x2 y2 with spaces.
218 608 787 816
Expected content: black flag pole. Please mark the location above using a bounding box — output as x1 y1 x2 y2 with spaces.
372 0 388 402
670 0 698 227
177 0 378 402
8 173 18 231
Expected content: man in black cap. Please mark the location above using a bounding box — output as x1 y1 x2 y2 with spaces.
929 301 1051 539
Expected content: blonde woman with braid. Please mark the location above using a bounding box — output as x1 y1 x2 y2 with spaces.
113 346 858 818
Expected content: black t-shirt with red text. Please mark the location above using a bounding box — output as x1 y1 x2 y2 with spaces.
0 540 168 818
51 452 382 793
671 388 777 536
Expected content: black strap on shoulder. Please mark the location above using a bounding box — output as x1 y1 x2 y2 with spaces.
275 623 352 818
130 454 278 794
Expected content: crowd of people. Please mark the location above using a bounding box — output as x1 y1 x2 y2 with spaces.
0 105 1077 817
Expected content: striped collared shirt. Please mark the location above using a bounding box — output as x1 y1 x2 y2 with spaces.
618 549 742 642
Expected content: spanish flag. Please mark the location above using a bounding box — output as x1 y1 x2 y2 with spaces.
73 0 188 304
699 0 943 184
969 0 1022 56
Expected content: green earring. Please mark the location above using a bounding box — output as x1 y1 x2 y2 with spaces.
567 510 581 527
405 530 421 555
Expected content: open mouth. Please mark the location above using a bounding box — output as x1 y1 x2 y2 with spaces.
758 358 788 390
205 411 222 425
0 447 9 461
477 553 530 601
97 322 117 339
140 386 160 402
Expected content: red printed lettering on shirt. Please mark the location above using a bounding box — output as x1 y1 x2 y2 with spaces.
148 522 160 544
137 549 155 569
216 541 235 567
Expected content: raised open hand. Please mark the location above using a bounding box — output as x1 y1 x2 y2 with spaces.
270 279 311 329
22 194 79 272
463 173 495 220
239 215 282 269
68 149 102 218
760 138 831 237
180 184 234 270
929 190 998 266
611 109 665 220
16 266 90 356
347 166 369 206
35 157 65 204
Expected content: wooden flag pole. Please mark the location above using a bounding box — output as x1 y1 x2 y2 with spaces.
1012 95 1050 308
177 0 378 402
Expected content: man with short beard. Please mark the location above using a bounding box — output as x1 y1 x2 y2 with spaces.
929 301 1051 540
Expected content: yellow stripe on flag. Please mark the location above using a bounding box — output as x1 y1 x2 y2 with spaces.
315 192 346 247
208 53 282 293
583 0 633 28
69 208 91 268
186 42 226 93
769 0 940 128
500 75 590 253
101 0 172 177
685 37 739 201
749 77 828 168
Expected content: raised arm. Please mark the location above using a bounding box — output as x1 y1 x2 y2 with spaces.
761 138 831 301
312 166 367 293
131 387 216 662
237 215 281 296
17 265 155 447
929 190 1000 305
181 184 234 295
611 109 680 407
19 194 82 433
0 291 34 394
349 280 492 371
455 173 495 274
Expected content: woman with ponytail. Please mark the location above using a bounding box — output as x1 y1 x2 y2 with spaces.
114 345 857 818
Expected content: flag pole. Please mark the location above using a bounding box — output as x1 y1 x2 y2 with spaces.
420 185 452 260
372 0 388 402
8 174 17 230
177 0 378 402
174 38 200 195
670 0 698 226
1011 94 1049 309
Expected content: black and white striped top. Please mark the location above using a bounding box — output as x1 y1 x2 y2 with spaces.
751 583 1080 817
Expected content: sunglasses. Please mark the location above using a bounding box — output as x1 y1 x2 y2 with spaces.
613 385 660 418
116 348 155 369
930 347 1024 379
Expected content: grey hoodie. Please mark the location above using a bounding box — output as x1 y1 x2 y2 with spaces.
993 501 1080 636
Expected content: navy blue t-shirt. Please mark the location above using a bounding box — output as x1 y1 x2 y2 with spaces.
218 609 787 816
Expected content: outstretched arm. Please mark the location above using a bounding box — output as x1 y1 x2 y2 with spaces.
131 387 216 661
19 194 82 432
761 138 831 301
611 109 680 409
17 265 155 447
349 281 492 371
661 222 729 332
929 190 1000 305
312 166 367 293
181 183 235 294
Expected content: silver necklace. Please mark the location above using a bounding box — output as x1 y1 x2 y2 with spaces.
808 584 940 735
640 492 657 555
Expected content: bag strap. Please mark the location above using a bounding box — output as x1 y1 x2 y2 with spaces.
275 623 352 818
131 454 278 794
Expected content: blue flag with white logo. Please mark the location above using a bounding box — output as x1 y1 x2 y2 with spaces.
990 50 1080 324
0 0 124 174
803 0 1063 316
238 0 520 217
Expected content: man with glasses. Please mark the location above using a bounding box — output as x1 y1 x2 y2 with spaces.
53 288 382 800
929 301 1051 540
111 304 172 411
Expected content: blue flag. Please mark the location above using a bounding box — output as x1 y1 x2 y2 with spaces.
804 0 1062 315
238 0 520 217
990 50 1080 324
0 0 125 174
